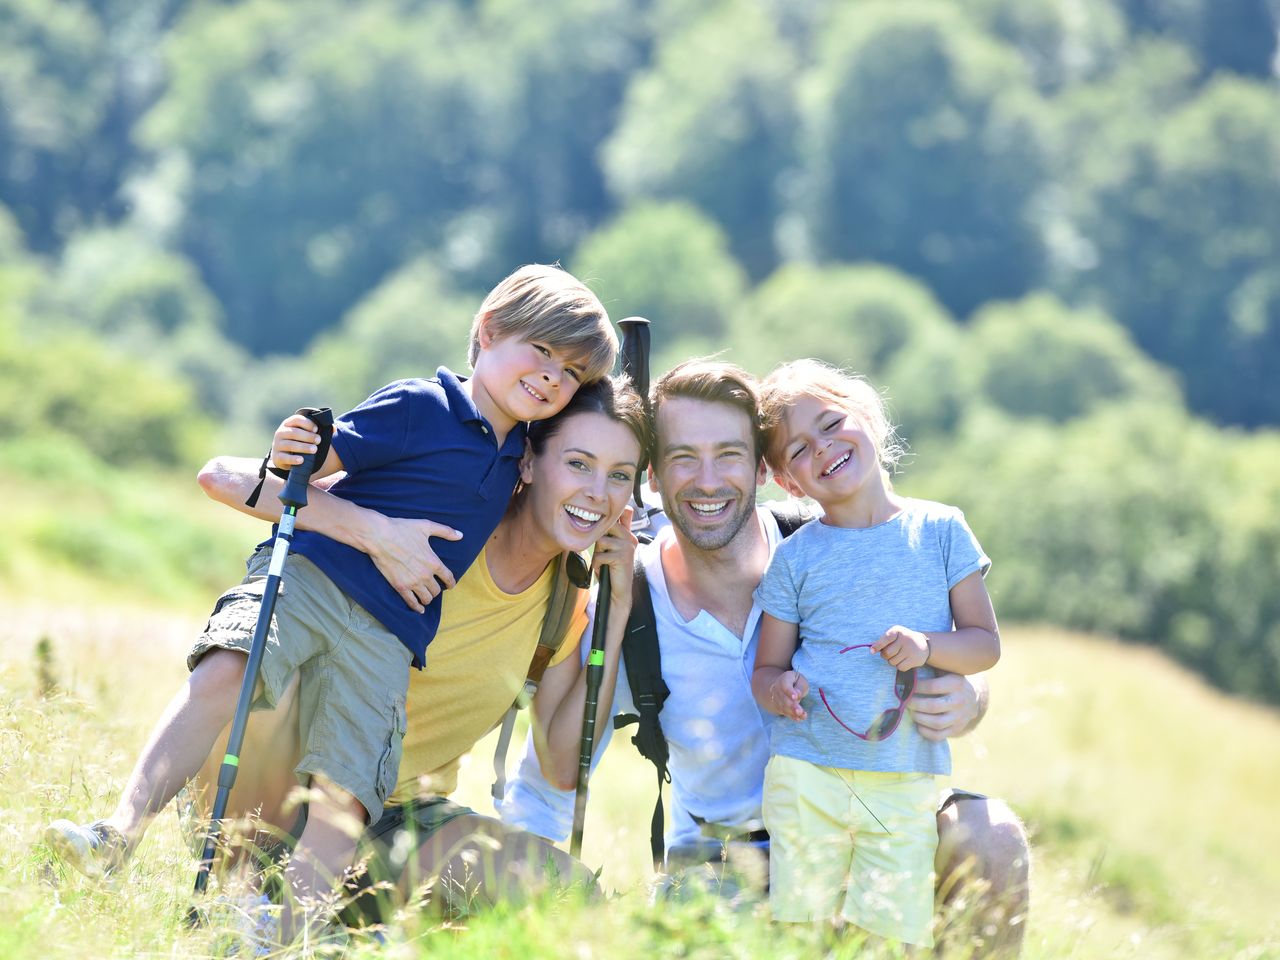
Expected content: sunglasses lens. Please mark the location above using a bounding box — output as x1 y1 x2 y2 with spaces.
867 708 901 741
895 669 916 700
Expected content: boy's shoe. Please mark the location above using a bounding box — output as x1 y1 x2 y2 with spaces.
43 819 128 877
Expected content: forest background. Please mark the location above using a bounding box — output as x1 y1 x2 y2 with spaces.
4 2 1280 957
5 0 1280 703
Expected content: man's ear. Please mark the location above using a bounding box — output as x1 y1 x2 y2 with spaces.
755 458 769 488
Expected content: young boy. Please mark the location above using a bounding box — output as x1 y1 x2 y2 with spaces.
45 264 616 944
750 359 1000 948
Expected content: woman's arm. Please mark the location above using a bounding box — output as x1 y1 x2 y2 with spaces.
528 513 636 792
197 455 461 609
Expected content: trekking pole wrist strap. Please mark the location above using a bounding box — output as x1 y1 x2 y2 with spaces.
244 406 334 508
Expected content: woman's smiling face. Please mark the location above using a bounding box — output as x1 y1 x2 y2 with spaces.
522 410 641 553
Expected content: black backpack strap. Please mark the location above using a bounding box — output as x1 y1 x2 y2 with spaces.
613 557 671 868
492 551 590 802
764 498 817 538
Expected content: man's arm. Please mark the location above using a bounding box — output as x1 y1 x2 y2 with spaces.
197 455 461 608
909 671 990 741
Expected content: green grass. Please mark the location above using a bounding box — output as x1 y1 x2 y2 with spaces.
3 603 1278 959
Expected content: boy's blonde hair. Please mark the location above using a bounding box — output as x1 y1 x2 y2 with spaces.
469 264 616 383
759 358 905 477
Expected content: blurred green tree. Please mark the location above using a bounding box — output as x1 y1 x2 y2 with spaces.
1064 77 1280 426
1118 0 1276 77
0 0 181 251
468 0 646 278
799 1 1050 317
602 0 798 278
727 262 953 376
570 201 747 376
140 0 488 354
965 294 1181 422
969 0 1128 92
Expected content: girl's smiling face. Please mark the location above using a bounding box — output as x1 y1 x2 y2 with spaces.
775 394 884 507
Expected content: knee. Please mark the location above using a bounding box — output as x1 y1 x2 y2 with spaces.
939 797 1031 891
188 649 247 713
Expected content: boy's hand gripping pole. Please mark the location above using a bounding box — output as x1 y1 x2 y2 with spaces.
570 317 650 859
189 407 333 911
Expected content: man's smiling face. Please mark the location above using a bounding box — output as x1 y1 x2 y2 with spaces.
652 396 764 552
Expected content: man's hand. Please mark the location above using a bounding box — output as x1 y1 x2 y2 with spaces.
872 625 929 670
908 672 983 741
364 514 462 613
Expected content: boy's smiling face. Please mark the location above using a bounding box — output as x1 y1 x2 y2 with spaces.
471 326 585 431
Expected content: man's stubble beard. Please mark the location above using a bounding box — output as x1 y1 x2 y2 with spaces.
661 488 757 553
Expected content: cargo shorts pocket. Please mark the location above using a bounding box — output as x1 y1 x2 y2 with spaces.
374 692 408 805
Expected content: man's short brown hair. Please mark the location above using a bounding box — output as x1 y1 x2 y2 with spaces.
650 358 765 464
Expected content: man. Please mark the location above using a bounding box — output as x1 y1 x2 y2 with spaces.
499 359 1029 955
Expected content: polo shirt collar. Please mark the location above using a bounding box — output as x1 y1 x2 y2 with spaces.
436 365 527 457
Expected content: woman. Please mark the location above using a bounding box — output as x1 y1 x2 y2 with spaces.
193 375 650 919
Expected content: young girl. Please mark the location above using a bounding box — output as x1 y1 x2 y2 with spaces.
750 359 999 947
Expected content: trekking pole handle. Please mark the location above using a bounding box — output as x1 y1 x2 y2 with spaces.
279 406 333 508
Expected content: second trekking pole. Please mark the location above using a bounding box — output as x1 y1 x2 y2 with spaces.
188 406 334 912
570 316 650 858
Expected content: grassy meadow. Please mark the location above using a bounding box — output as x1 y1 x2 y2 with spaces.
2 468 1278 959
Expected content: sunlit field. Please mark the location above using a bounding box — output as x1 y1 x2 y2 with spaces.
2 583 1277 959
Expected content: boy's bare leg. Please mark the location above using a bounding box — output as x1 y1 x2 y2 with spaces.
280 778 364 944
102 649 247 845
935 797 1031 957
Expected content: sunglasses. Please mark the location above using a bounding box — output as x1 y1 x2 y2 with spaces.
818 643 917 742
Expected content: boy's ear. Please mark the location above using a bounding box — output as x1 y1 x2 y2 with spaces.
476 313 495 349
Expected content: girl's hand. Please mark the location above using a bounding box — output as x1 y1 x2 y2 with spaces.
769 670 809 721
270 413 322 471
592 505 637 612
872 625 930 670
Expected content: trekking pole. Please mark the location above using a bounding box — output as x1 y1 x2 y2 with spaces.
188 407 334 915
570 317 650 858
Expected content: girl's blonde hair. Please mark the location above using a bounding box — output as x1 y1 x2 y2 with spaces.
759 358 905 478
468 264 617 383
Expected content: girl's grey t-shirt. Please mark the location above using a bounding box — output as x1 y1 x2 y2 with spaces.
753 498 990 775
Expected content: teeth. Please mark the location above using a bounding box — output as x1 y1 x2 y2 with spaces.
565 504 602 522
689 501 729 515
822 452 850 477
522 381 547 402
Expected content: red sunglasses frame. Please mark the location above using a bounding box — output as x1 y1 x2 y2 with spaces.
817 643 918 742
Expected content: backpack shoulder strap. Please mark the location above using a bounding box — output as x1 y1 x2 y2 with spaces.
764 498 817 539
491 550 589 802
613 556 671 868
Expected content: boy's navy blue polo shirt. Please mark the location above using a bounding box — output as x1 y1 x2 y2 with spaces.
285 367 527 668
